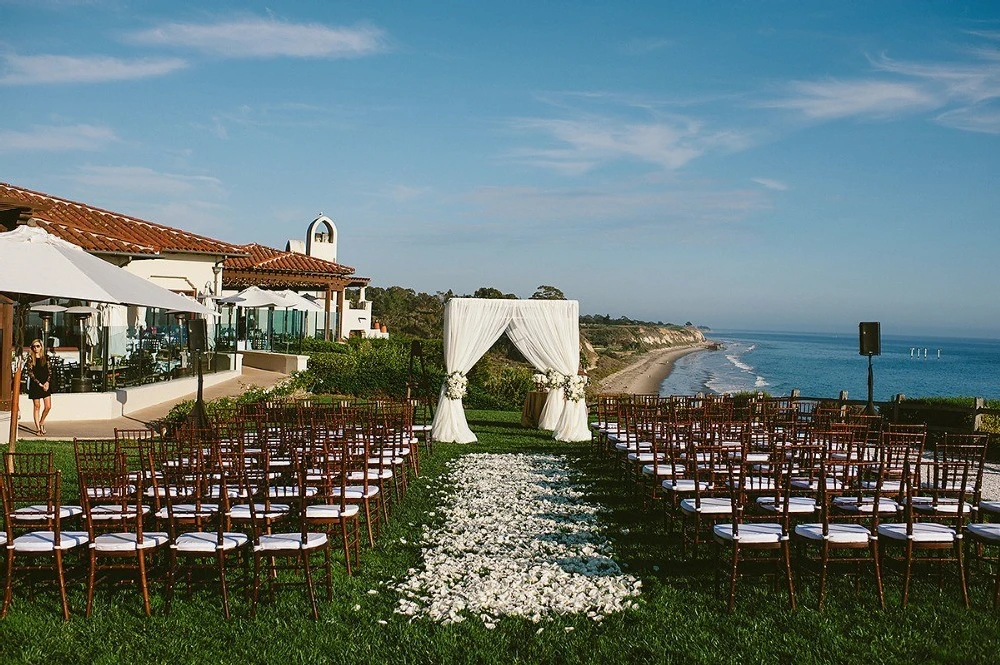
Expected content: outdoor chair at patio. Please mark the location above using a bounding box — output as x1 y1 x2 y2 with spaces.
75 439 168 617
877 457 972 607
1 452 89 620
712 455 796 612
160 443 248 619
250 450 332 621
302 430 361 575
793 457 886 610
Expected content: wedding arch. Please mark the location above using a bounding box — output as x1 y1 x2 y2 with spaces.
431 298 591 444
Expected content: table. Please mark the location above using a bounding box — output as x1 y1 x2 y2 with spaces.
521 391 548 428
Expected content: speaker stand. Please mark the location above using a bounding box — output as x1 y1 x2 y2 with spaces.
864 352 877 416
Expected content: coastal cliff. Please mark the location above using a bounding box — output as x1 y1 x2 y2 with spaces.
581 324 707 381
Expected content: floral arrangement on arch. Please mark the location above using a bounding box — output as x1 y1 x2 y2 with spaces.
563 374 589 402
444 371 469 400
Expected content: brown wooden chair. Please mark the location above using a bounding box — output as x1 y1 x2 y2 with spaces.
75 439 167 616
1 452 89 620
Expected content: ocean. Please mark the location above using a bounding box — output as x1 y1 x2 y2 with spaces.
660 330 1000 401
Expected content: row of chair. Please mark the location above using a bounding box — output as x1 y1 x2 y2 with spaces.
591 393 1000 611
0 397 431 620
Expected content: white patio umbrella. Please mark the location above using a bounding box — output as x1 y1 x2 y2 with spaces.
274 290 324 312
0 226 216 315
0 226 215 452
216 286 297 309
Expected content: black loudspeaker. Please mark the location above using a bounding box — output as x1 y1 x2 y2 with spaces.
186 318 208 352
859 322 881 356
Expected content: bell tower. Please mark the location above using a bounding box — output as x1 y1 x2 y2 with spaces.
305 214 338 263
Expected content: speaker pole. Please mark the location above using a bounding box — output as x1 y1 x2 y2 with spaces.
865 352 876 416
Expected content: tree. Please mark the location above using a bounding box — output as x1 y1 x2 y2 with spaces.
530 285 566 300
472 287 517 299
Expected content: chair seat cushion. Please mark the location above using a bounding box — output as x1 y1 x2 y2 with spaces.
967 523 1000 542
90 504 151 520
347 470 392 482
174 531 249 553
13 530 89 552
794 523 872 544
255 532 328 552
791 478 845 491
94 532 170 552
980 500 1000 515
229 503 291 520
680 497 732 514
12 505 83 521
662 479 710 492
833 497 900 514
757 496 817 513
305 504 361 519
877 522 957 543
156 503 220 520
861 480 901 492
713 523 785 544
910 498 974 515
268 486 320 498
334 485 380 500
642 463 684 477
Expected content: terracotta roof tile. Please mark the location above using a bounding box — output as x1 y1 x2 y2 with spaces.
225 243 357 277
0 182 246 257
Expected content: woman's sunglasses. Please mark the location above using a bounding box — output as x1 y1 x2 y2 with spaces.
31 344 42 349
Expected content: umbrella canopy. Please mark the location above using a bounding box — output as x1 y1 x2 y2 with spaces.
217 286 297 309
0 225 215 315
275 289 325 312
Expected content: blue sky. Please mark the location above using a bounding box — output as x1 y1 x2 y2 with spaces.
3 1 999 336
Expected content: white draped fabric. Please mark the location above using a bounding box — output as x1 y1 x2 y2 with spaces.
431 298 591 444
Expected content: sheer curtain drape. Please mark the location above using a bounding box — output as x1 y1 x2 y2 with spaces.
431 298 591 444
430 299 512 444
506 300 577 435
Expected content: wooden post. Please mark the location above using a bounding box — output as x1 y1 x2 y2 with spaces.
323 287 332 342
336 289 346 341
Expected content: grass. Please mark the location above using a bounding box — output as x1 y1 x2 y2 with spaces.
1 410 999 664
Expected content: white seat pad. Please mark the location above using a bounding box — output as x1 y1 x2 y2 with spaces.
980 501 1000 515
305 504 361 519
680 497 732 514
877 522 957 543
255 532 328 552
94 532 170 552
642 463 684 476
229 503 291 520
910 498 974 515
662 479 710 492
268 486 319 498
714 522 784 543
795 523 871 544
833 497 900 514
757 496 817 513
13 530 89 552
791 478 845 491
156 503 219 520
174 531 249 553
334 485 380 500
90 504 150 520
861 480 901 492
12 505 83 521
967 523 1000 542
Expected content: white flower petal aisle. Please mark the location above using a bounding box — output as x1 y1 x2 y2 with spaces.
393 453 641 625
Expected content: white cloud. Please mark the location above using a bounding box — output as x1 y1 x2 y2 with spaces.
126 17 388 58
870 53 1000 105
507 115 749 174
0 54 187 85
762 79 939 119
935 106 1000 134
69 165 224 197
0 124 118 151
751 178 788 191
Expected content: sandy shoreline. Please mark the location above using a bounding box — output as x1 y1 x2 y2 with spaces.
597 343 712 395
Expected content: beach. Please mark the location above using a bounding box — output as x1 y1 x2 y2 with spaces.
598 343 711 395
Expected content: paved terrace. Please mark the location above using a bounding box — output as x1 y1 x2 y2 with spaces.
14 367 288 441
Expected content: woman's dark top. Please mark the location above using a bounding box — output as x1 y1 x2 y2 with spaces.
27 361 51 400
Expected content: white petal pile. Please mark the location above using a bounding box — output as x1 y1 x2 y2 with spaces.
393 453 641 625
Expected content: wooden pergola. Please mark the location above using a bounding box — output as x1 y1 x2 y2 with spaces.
222 244 370 341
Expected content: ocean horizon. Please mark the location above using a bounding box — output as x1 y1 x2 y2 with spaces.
660 329 1000 401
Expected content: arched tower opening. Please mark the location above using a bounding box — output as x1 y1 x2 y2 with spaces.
305 214 338 263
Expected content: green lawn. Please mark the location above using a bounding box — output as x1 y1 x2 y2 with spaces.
2 410 999 664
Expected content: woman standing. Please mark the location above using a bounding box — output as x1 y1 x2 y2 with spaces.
26 339 52 435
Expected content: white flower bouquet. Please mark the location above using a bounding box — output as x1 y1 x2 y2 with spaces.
563 374 589 402
444 371 468 400
544 368 564 391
